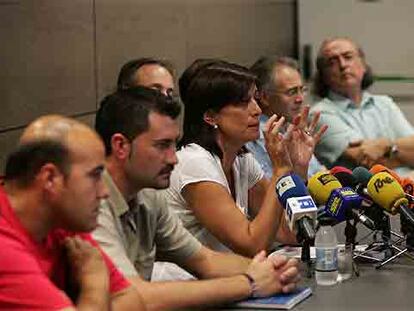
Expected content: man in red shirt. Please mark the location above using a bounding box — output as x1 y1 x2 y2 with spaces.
0 115 145 310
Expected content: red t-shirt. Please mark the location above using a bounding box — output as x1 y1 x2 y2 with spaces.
0 187 130 309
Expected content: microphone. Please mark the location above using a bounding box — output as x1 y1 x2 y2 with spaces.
369 164 414 203
330 166 358 189
308 172 376 230
402 177 414 198
366 172 414 227
352 166 394 236
276 173 317 241
330 166 353 175
402 177 414 207
325 187 363 222
307 172 342 206
352 166 374 197
370 164 402 184
400 177 414 248
330 167 376 230
369 167 414 243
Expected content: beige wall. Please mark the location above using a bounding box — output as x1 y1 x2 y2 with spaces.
0 0 296 171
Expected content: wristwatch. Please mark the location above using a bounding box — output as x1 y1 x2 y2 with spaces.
385 142 399 159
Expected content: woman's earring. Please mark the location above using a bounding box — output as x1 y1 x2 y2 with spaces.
213 124 218 129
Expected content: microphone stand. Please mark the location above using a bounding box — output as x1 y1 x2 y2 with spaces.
349 206 386 265
355 209 414 269
374 214 414 269
345 212 360 277
300 238 313 279
381 214 393 259
401 213 414 252
297 218 316 278
406 232 414 252
373 212 414 269
360 205 393 256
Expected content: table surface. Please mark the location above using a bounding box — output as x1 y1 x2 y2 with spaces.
219 217 414 311
295 259 414 311
220 255 414 311
293 219 414 311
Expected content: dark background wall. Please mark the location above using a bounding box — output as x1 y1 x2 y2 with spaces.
0 0 296 171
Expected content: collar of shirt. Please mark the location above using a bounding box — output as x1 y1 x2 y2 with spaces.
102 170 133 218
327 90 374 111
258 114 269 140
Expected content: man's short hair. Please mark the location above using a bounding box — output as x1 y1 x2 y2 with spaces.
116 58 175 90
95 86 181 156
4 140 71 188
313 38 374 98
250 56 300 92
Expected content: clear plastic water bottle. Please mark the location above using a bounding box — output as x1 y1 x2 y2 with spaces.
315 218 338 285
337 244 353 282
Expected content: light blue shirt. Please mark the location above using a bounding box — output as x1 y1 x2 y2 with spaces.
310 91 414 175
246 114 324 179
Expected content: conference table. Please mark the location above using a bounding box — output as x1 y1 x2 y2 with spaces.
220 257 414 310
295 258 414 311
293 216 414 310
219 230 414 311
218 217 414 310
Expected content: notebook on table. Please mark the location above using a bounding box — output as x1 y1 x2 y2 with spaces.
228 286 312 309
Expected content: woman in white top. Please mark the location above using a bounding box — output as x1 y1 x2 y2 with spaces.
166 61 324 257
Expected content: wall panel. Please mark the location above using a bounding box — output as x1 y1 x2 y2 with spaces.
0 0 295 170
0 0 96 131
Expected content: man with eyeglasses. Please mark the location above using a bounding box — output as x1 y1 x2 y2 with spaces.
248 56 325 179
310 37 414 173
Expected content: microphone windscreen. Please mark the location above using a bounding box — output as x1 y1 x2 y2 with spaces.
275 173 308 207
332 171 358 188
401 177 414 209
352 166 372 186
370 164 402 184
330 166 353 175
367 172 407 214
307 172 342 205
325 187 363 222
402 177 414 197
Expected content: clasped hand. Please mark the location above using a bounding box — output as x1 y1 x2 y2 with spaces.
348 138 391 168
246 251 301 297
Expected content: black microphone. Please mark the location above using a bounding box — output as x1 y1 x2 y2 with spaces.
330 167 376 230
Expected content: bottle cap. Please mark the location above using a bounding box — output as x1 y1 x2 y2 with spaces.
318 216 335 226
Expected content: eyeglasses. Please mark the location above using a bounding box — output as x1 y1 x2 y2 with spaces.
148 85 177 98
165 88 177 99
268 85 309 98
148 86 180 102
